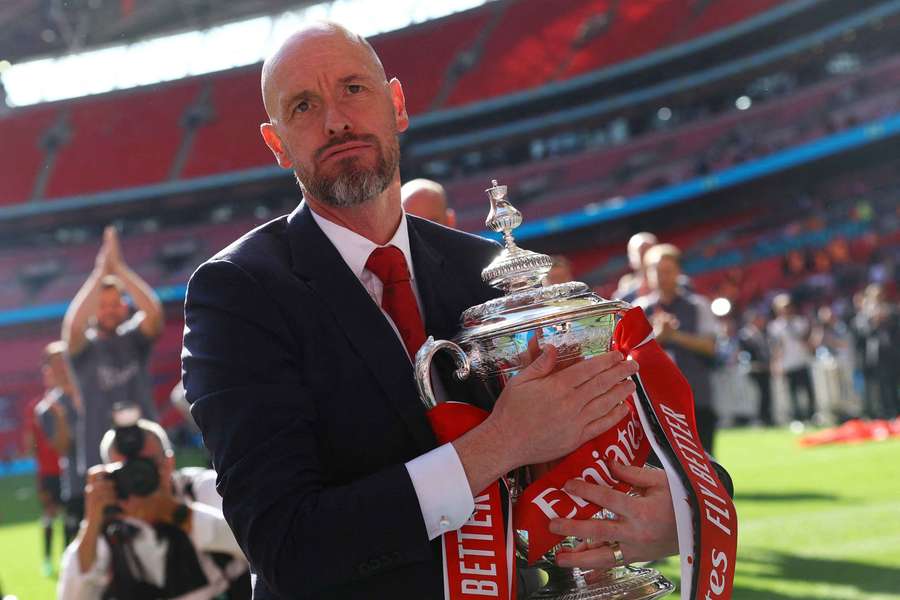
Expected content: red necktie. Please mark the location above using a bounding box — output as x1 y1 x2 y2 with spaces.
366 246 427 360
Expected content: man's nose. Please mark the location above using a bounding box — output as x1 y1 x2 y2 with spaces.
324 104 352 136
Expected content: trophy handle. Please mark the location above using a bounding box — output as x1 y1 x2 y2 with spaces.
414 336 471 409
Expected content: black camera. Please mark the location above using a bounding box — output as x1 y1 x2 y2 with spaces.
105 424 160 499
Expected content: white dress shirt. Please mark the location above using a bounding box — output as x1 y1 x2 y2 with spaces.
57 468 248 600
310 206 475 540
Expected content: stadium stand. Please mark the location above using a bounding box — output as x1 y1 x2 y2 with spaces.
444 0 785 107
0 104 59 205
179 69 272 178
2 30 899 310
43 79 202 198
371 5 497 114
448 50 900 230
0 0 797 203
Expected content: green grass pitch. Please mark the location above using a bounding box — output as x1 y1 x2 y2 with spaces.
1 429 898 599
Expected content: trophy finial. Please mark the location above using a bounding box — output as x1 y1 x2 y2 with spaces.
484 179 521 242
481 179 552 292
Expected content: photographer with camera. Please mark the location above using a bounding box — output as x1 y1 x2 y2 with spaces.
58 418 249 600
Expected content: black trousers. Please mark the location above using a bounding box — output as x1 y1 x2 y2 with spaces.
749 371 773 425
785 367 816 421
695 406 718 456
63 496 84 547
873 367 900 419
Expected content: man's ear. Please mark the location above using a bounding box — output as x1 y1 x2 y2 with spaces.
388 78 409 133
260 122 293 169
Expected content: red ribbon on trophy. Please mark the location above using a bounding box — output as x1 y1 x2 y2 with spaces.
512 397 651 564
512 307 737 600
426 402 516 600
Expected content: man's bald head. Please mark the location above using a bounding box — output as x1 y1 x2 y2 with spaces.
257 21 409 211
401 178 456 227
261 22 386 121
627 231 658 271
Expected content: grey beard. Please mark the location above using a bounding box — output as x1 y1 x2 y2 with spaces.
313 161 391 208
298 135 400 208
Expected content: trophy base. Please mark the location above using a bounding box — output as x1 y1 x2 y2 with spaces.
529 565 674 600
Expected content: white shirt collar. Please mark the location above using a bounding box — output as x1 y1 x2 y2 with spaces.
308 203 416 281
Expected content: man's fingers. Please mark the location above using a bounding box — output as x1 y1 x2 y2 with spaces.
514 345 558 383
580 379 635 417
577 358 638 392
556 545 617 570
562 478 633 517
610 462 667 490
566 360 638 412
549 516 624 541
555 351 627 389
578 403 630 444
557 540 589 553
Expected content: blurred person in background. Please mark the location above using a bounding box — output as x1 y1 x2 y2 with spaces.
61 226 163 484
854 284 899 418
401 178 457 227
739 310 774 426
34 341 85 558
615 231 657 302
768 293 817 424
58 418 249 600
811 305 856 421
636 243 719 453
544 254 574 285
26 377 63 576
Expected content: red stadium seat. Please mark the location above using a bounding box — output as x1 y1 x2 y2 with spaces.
445 0 785 108
44 79 201 198
0 105 59 205
372 8 493 115
180 67 274 178
445 0 601 107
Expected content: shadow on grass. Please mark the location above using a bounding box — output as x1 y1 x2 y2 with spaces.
735 491 840 502
734 548 900 598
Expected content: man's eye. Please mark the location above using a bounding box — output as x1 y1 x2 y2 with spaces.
295 100 310 113
347 84 363 94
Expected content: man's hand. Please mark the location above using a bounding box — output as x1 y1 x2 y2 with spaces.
84 466 117 527
492 348 637 469
94 243 111 275
551 462 678 569
454 348 639 497
78 466 119 573
652 312 679 344
103 226 124 273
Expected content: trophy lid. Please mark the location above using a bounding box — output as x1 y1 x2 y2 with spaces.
480 180 553 292
456 181 627 343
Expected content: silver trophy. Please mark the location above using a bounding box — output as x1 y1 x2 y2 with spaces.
415 181 674 599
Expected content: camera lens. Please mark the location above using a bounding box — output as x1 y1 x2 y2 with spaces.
113 425 145 458
109 457 160 498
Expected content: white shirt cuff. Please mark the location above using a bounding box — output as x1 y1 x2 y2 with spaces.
405 442 474 541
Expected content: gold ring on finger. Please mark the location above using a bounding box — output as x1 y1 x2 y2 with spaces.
609 540 625 568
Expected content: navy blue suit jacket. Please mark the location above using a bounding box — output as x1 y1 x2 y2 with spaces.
182 203 500 599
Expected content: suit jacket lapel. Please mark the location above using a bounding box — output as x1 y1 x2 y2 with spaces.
407 217 467 342
285 204 436 452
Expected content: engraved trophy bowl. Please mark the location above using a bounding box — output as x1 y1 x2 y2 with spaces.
414 181 674 600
